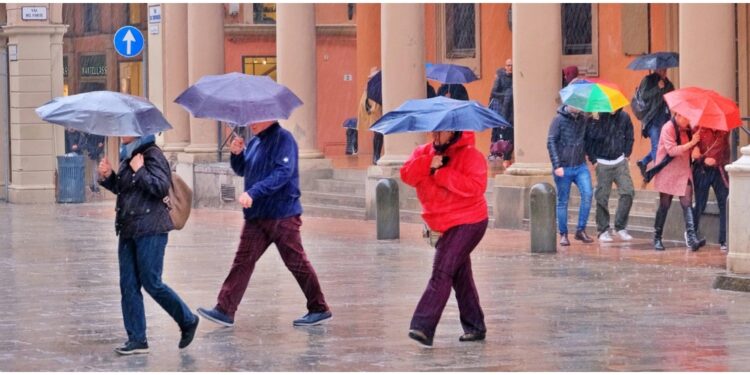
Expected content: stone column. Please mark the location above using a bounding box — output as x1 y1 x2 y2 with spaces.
364 4 425 219
183 3 223 162
679 4 735 97
493 3 560 229
378 3 425 166
2 4 68 203
153 3 190 155
276 3 324 160
0 31 9 201
355 4 381 160
725 146 750 274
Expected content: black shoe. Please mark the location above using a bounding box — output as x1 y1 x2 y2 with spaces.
636 160 647 179
408 329 433 347
654 238 665 251
575 230 594 243
559 234 570 247
114 341 149 355
459 332 486 342
179 315 199 349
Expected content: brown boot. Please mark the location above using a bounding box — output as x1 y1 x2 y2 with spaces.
575 230 594 243
559 233 570 246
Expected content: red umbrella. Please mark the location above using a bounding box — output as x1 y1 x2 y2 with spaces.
663 87 741 131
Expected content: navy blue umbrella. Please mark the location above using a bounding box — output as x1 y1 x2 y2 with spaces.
370 96 510 135
627 52 679 71
426 63 478 84
174 72 303 126
35 91 172 136
366 70 382 105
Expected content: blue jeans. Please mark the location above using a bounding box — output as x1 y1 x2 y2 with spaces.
553 164 593 234
118 233 195 343
640 112 669 166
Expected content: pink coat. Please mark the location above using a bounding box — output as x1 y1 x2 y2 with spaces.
653 121 694 197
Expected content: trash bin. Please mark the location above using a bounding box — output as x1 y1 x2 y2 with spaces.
57 154 86 203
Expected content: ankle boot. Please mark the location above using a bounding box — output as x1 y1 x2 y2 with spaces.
682 206 700 251
654 205 668 251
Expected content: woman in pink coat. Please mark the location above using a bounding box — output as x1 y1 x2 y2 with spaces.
652 112 701 251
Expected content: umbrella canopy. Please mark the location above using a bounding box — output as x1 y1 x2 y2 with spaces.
627 52 679 71
35 91 172 137
426 63 478 84
366 70 382 105
369 96 510 135
174 72 302 126
663 87 741 131
558 78 630 113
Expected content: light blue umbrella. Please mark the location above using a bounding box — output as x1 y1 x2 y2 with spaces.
369 96 510 135
35 91 172 136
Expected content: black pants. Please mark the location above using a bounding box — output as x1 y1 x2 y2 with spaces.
373 132 383 164
345 129 358 155
693 164 728 243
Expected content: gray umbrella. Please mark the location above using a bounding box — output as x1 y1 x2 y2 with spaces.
174 72 303 126
35 91 172 136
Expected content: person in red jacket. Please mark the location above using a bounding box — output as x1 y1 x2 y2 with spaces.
401 130 489 347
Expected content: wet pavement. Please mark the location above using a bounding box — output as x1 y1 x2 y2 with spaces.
0 202 748 371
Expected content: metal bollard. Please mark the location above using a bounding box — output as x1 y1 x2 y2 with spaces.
530 182 557 253
376 178 400 240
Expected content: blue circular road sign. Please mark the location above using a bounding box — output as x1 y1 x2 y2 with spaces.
113 26 144 58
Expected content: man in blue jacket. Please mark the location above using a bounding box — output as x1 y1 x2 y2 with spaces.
197 120 331 327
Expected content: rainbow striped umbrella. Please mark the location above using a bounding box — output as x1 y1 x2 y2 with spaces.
559 78 630 113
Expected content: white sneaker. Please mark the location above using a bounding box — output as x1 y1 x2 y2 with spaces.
720 242 728 251
598 230 613 242
616 229 633 241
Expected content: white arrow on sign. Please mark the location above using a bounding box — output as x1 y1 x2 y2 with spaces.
123 29 136 55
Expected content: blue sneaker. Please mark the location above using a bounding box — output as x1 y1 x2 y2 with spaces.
197 307 234 327
293 310 332 326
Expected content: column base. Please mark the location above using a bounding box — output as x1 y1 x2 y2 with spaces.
375 154 410 167
506 162 552 176
162 142 189 153
183 144 219 163
713 272 750 292
299 149 325 159
8 184 56 204
493 172 554 230
728 251 750 275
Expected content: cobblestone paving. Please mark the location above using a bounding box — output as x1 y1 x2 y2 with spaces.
0 202 747 371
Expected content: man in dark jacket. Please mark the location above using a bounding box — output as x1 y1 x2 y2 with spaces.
691 127 730 250
99 135 199 355
585 109 636 242
489 59 514 167
547 105 594 246
198 121 331 327
635 69 674 179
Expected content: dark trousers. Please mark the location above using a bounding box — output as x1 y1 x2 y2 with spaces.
345 128 358 155
217 216 328 318
410 219 488 339
373 132 384 164
693 164 728 243
118 233 195 343
594 159 634 233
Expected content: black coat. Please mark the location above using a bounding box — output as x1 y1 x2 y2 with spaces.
489 68 513 124
100 142 174 239
547 106 588 169
585 109 635 163
637 72 674 127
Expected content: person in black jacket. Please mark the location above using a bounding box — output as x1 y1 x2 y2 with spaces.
585 109 636 242
98 135 199 355
489 59 514 168
635 69 674 179
547 105 594 246
437 83 469 101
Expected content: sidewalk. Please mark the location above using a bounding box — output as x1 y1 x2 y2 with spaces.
0 202 744 371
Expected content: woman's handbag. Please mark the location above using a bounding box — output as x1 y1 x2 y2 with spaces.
164 173 192 230
490 139 513 157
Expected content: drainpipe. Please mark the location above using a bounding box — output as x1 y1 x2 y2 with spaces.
0 34 9 201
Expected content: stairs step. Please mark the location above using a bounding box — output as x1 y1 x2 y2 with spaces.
302 203 366 220
314 179 366 195
332 168 367 182
301 191 365 208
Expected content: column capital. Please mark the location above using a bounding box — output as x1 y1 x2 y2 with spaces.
1 24 68 37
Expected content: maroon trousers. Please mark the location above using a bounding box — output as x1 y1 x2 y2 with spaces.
217 215 328 318
410 219 488 339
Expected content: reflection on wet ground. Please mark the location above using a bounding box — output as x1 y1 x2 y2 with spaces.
0 202 745 371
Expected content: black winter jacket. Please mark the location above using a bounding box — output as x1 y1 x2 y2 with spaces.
547 105 588 169
585 109 635 163
637 72 674 127
100 142 174 239
489 68 514 124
